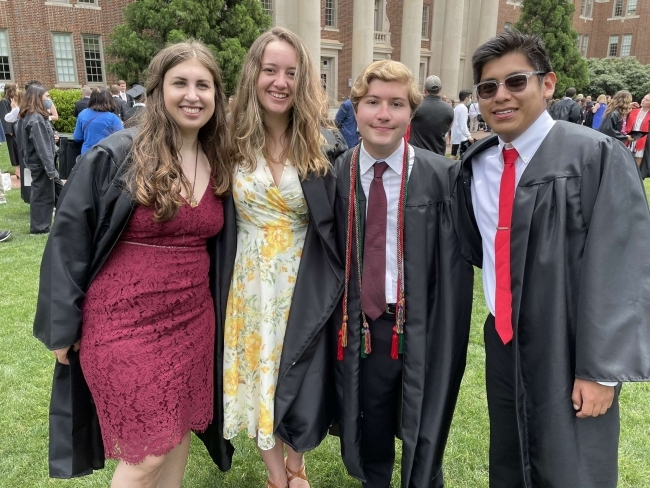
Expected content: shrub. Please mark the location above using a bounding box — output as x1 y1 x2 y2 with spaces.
49 89 81 134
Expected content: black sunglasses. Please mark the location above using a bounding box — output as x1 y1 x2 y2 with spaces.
474 71 546 100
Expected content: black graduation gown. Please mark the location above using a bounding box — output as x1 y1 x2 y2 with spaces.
33 129 233 477
199 131 347 456
332 146 474 488
459 121 650 488
641 132 650 179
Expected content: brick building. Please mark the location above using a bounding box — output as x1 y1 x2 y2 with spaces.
0 0 132 89
498 0 650 64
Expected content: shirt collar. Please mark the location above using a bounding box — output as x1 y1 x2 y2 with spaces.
497 110 555 164
359 139 405 176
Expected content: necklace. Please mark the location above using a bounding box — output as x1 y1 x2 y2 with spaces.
189 140 199 208
338 139 413 361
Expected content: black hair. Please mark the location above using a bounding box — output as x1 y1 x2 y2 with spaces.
25 79 43 91
459 90 472 101
565 87 576 98
88 87 117 112
472 30 553 85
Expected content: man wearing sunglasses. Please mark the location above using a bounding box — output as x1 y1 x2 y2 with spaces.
458 31 650 488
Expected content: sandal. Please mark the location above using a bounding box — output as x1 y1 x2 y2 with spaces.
267 479 288 488
285 458 310 488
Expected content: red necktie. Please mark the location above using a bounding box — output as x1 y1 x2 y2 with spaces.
361 161 389 320
495 147 518 344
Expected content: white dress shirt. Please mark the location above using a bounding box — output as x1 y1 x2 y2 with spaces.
471 110 615 385
451 103 471 144
359 140 404 304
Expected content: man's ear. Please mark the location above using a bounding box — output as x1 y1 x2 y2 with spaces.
542 72 557 100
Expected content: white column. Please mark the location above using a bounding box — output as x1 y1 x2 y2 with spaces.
351 0 375 82
440 0 464 100
297 0 321 65
429 0 447 77
477 0 500 46
463 0 482 88
400 0 425 83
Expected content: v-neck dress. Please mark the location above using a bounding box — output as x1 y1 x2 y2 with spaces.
79 189 223 463
222 158 309 450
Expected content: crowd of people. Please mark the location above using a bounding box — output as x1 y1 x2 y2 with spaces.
0 26 646 488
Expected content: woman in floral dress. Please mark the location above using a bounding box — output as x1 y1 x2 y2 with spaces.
219 27 346 488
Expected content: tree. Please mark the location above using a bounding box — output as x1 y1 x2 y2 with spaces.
514 0 589 97
584 57 650 101
106 0 272 93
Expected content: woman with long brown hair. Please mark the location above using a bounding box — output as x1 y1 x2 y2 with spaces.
73 87 122 154
15 84 58 234
598 89 634 143
34 41 233 487
0 82 20 175
218 27 345 488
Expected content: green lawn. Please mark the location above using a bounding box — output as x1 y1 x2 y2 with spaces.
1 147 649 487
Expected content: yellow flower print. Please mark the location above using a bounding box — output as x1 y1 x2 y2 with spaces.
260 226 293 260
259 403 273 435
244 332 262 370
267 187 292 213
224 367 240 397
287 276 295 284
225 316 243 349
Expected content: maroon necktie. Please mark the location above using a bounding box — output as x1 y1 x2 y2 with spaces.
495 147 518 344
361 161 389 320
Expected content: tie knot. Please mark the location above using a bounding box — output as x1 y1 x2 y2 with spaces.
503 147 519 166
374 161 389 178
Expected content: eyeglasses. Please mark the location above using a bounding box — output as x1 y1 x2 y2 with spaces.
473 71 546 100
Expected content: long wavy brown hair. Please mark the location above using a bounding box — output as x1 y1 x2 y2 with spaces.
19 84 49 119
229 27 329 178
605 90 632 117
3 82 16 100
127 40 231 221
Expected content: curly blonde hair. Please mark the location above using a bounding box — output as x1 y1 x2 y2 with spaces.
127 40 231 221
350 60 423 114
605 90 632 117
229 27 329 179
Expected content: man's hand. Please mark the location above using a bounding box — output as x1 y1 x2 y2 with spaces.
571 378 614 418
52 341 80 365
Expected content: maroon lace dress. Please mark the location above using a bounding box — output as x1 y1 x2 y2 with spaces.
79 189 223 464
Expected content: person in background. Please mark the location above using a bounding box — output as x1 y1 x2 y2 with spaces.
74 86 92 117
469 95 481 132
409 74 454 156
43 91 58 123
461 30 650 488
217 27 345 488
123 85 146 125
110 84 129 120
0 83 21 177
626 93 650 168
591 94 607 130
450 89 474 159
73 88 123 155
335 97 359 148
549 87 581 123
34 40 234 486
598 89 633 144
15 84 58 234
118 79 133 105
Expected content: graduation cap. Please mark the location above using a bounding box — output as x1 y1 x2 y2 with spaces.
126 84 146 100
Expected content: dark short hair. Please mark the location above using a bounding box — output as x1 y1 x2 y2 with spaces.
459 89 472 101
565 87 576 98
88 87 116 112
25 79 43 91
472 30 553 85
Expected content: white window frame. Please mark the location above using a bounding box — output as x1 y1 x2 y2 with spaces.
0 30 13 82
621 34 632 57
77 0 97 4
82 34 105 84
52 32 77 84
260 0 273 18
325 0 338 28
613 0 624 17
504 22 512 32
421 5 430 39
626 0 637 16
581 35 589 58
608 35 619 57
580 0 594 18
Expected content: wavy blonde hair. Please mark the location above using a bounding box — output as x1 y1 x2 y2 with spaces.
605 89 632 117
350 60 423 115
127 40 231 221
229 27 329 178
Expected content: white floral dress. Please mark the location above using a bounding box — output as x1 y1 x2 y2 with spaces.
222 158 308 450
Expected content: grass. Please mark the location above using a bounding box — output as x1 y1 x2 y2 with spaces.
1 147 649 487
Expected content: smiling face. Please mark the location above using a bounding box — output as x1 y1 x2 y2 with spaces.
256 40 297 124
354 79 412 160
163 57 216 138
641 94 650 109
477 52 555 143
119 82 126 93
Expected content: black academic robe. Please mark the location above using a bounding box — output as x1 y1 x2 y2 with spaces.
332 146 474 487
459 121 650 488
199 130 348 456
641 131 650 179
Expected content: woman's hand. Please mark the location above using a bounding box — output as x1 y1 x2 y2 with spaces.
52 341 80 365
